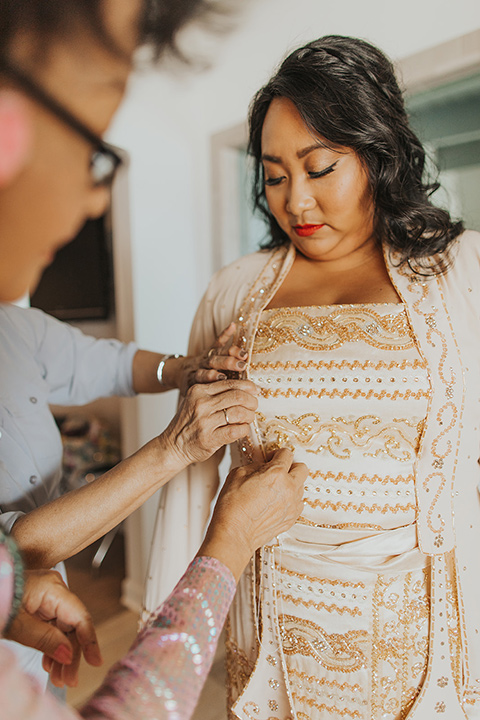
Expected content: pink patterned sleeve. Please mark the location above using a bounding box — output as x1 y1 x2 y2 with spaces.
80 556 236 720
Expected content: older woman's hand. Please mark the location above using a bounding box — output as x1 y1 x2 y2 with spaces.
197 448 308 581
4 569 102 687
166 323 248 396
158 377 259 469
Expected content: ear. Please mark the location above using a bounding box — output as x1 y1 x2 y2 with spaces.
0 90 33 186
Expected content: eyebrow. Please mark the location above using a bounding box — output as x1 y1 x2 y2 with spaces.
262 143 327 163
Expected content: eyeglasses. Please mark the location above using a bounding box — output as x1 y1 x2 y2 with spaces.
0 58 124 187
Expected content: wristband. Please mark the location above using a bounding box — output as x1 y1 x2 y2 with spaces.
156 354 182 387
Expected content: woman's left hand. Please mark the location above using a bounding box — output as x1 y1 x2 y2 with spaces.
172 323 248 396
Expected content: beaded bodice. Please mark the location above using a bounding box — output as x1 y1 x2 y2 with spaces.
249 303 429 531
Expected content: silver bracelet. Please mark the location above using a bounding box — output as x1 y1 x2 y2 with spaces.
156 353 183 387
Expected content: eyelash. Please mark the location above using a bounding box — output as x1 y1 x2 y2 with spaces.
264 161 337 186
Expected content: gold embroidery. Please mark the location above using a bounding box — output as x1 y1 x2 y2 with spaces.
242 702 261 720
308 470 414 485
371 570 429 719
225 620 255 711
279 592 362 617
296 517 385 530
423 472 446 534
253 306 414 354
280 614 367 672
445 552 462 692
250 358 426 372
291 693 362 718
259 386 429 403
430 401 457 460
288 667 362 693
228 260 439 720
303 499 417 515
397 259 464 554
256 413 420 462
277 564 365 588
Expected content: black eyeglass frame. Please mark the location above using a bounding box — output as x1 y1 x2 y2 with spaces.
0 57 124 187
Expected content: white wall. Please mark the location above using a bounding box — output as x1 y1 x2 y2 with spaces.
107 0 480 609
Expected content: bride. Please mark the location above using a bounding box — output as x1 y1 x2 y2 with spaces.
145 35 480 720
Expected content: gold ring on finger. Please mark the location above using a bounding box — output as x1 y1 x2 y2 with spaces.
207 348 216 358
223 408 230 425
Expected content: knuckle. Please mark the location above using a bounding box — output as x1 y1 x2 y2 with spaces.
230 388 242 404
186 384 201 401
227 424 248 442
239 408 255 423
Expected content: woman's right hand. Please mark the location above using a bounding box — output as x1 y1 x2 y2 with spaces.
157 378 259 471
171 322 249 395
197 448 308 581
5 569 102 688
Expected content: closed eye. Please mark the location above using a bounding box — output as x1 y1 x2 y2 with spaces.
264 160 338 186
309 161 337 179
264 175 285 187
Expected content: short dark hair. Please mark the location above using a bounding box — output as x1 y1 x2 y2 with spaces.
248 35 463 273
0 0 231 62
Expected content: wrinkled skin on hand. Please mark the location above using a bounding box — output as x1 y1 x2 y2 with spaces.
198 448 308 581
159 377 259 469
5 569 102 688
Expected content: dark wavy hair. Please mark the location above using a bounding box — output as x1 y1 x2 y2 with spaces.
248 35 463 273
0 0 233 61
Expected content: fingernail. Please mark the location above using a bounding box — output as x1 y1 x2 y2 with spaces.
237 361 246 370
217 373 227 380
53 644 72 664
239 350 248 358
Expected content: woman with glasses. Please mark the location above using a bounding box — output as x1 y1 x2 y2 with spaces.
0 13 256 695
0 0 309 717
146 36 480 720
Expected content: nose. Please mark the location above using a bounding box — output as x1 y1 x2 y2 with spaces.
286 177 316 217
86 185 111 220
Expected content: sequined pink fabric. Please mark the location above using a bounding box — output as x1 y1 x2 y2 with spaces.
82 556 235 719
0 543 14 634
0 555 235 719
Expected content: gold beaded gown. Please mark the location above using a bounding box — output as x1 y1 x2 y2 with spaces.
226 303 461 720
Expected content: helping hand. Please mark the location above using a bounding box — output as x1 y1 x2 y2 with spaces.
159 377 259 469
175 323 248 395
4 569 102 687
198 448 308 581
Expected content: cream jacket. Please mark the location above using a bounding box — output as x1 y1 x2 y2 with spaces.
145 230 480 719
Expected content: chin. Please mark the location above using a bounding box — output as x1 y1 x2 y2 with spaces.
0 283 29 304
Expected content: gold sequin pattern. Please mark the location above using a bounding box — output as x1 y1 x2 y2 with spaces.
227 302 432 720
253 306 415 353
280 615 368 672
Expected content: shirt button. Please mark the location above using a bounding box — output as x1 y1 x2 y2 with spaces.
29 475 38 485
29 397 37 404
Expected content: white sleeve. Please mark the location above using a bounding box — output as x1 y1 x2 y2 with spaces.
22 307 138 406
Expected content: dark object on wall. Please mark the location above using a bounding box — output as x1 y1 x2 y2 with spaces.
31 215 114 321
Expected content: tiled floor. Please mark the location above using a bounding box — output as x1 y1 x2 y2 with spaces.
64 532 228 718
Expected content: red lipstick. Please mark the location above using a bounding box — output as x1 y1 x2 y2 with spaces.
294 224 324 237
